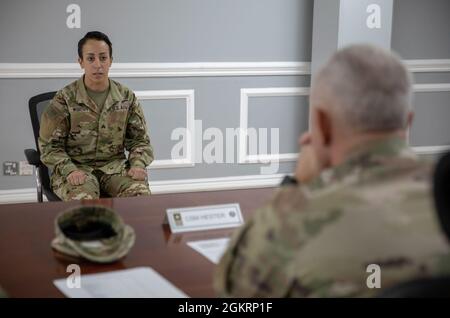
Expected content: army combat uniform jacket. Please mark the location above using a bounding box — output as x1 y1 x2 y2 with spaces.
215 137 450 297
39 77 154 183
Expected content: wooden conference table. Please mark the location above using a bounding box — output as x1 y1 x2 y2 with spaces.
0 187 275 297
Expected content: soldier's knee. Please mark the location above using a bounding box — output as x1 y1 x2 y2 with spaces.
57 179 101 201
117 182 151 197
66 191 99 201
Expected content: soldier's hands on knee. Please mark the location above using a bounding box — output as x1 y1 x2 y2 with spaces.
67 170 87 186
128 167 148 181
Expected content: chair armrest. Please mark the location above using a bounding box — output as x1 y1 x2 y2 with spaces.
280 175 298 186
24 149 42 166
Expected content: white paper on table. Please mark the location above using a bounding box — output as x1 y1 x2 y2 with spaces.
53 267 189 298
186 237 230 264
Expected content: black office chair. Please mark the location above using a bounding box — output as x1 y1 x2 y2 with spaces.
378 151 450 297
280 175 298 186
24 92 61 202
434 151 450 242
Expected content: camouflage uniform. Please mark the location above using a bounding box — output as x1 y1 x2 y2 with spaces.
39 77 153 201
215 137 450 297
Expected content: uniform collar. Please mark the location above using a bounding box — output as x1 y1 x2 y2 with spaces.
308 136 417 189
76 76 123 112
340 136 411 167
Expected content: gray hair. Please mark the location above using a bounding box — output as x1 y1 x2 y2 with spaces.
312 44 413 132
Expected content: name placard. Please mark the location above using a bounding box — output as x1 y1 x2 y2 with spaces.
166 203 244 233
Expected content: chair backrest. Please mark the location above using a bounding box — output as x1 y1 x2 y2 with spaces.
376 153 450 298
28 92 109 200
29 92 57 151
433 151 450 243
28 92 57 199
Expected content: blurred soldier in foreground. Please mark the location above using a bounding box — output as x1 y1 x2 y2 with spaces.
215 44 450 297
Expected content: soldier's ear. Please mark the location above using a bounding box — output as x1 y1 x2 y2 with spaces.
316 108 332 147
406 111 414 129
78 57 84 69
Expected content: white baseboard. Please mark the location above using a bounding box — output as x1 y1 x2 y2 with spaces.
0 174 285 205
0 188 44 205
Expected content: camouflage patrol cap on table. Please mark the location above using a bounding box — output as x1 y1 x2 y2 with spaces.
51 205 135 263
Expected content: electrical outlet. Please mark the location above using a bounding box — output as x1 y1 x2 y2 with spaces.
3 161 18 176
19 161 33 176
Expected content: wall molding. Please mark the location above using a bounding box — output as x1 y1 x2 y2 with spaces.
0 59 448 79
135 89 195 169
413 83 450 93
404 59 450 73
236 83 450 164
0 174 285 205
411 83 450 154
239 87 310 164
0 62 311 78
412 145 450 155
